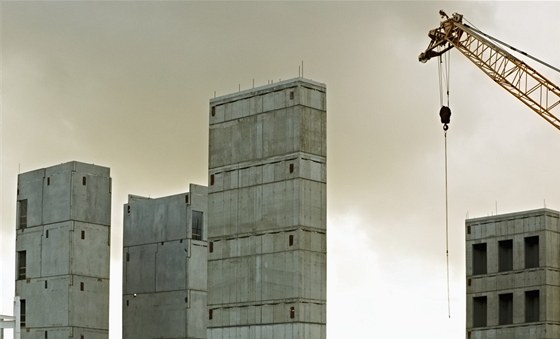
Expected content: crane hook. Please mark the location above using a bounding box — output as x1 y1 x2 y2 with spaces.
440 105 451 131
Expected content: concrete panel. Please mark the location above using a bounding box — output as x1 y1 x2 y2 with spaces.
123 291 187 339
16 227 43 279
71 171 111 226
41 222 72 277
17 169 45 228
69 276 109 330
155 240 187 292
187 290 208 339
42 170 72 225
16 276 70 328
125 244 156 294
71 222 110 278
188 243 208 291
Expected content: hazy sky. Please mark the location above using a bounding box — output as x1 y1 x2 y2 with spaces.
2 1 560 338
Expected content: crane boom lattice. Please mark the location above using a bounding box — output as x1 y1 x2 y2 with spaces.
419 12 560 131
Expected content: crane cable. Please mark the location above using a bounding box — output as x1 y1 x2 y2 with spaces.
438 49 451 319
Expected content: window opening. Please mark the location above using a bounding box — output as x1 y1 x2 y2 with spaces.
81 230 85 240
290 306 295 319
127 205 131 214
467 225 471 234
45 230 49 238
211 106 216 117
473 296 487 328
18 199 28 229
289 163 294 173
498 240 513 272
499 293 513 325
209 309 213 320
209 242 214 253
47 177 50 186
289 235 294 246
525 236 539 268
80 282 84 291
290 91 294 100
44 280 48 289
126 252 130 262
472 243 487 275
210 174 215 186
192 211 203 241
82 176 87 185
17 251 26 280
20 299 26 328
525 290 540 322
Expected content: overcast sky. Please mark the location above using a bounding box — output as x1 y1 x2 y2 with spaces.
2 1 560 338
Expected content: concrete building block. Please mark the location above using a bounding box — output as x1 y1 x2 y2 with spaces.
41 222 71 277
188 290 208 339
17 276 70 328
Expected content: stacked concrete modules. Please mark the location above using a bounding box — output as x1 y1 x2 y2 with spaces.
122 184 208 339
15 161 111 339
207 78 327 338
466 208 560 338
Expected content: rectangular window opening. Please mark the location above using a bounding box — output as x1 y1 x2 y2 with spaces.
525 236 539 268
289 235 294 246
126 252 130 262
209 309 213 320
81 230 85 240
472 243 487 275
211 106 216 117
82 176 87 185
20 299 26 328
44 280 48 289
192 211 203 241
127 205 131 214
290 306 295 319
209 242 214 253
18 199 28 229
210 174 215 186
47 177 50 186
289 91 294 100
45 230 49 239
499 293 513 325
80 282 84 291
17 251 26 280
525 290 540 322
467 225 471 234
498 239 513 272
473 296 487 328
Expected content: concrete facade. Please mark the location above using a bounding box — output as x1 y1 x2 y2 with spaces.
122 184 208 339
466 208 560 339
207 78 327 338
15 161 111 339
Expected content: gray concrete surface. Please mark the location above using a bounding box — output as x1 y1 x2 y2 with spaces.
208 78 327 339
466 209 560 339
122 184 208 339
15 161 111 339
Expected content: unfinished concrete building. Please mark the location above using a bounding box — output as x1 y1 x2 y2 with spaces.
15 161 111 339
466 208 560 338
207 78 327 338
122 184 208 339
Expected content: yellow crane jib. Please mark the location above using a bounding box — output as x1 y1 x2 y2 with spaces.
419 11 560 132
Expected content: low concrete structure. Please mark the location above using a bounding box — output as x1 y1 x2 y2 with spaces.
466 208 560 338
15 161 111 339
122 184 208 339
207 78 327 338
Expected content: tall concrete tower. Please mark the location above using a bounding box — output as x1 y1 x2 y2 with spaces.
15 161 111 339
122 184 208 339
466 208 560 338
207 78 327 338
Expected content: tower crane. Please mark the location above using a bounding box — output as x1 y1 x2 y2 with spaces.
419 11 560 131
